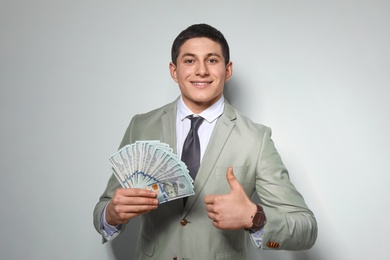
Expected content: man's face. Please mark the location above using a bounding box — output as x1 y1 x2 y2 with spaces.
170 37 233 114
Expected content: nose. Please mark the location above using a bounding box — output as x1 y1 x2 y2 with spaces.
196 62 209 76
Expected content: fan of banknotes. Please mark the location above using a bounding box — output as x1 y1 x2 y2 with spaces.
109 140 195 204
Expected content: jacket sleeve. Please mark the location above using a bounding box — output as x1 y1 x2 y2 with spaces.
256 127 318 250
93 116 137 242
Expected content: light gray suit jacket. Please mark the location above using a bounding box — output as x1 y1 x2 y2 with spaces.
94 99 317 260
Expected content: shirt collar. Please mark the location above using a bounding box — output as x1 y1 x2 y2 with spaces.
178 96 225 123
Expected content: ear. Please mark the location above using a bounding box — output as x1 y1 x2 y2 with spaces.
169 62 178 83
225 61 233 82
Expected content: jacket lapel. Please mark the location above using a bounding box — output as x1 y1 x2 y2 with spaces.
183 101 237 213
161 100 178 154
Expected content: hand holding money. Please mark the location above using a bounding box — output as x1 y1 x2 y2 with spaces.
105 187 158 226
109 141 195 204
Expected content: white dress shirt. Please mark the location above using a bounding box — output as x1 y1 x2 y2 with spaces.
176 96 224 161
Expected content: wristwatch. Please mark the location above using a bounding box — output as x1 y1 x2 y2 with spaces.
244 204 266 233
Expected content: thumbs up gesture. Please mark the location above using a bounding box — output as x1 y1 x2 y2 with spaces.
204 167 257 230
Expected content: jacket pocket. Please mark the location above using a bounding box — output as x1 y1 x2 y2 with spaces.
215 165 250 184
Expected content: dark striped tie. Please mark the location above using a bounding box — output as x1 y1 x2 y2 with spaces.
181 115 204 180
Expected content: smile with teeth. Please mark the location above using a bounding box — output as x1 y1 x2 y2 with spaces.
192 81 212 87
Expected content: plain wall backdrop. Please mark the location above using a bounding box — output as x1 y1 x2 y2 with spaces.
1 1 389 259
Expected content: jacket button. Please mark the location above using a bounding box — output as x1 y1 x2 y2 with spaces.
180 218 188 226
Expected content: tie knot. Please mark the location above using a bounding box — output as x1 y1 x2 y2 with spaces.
188 115 204 131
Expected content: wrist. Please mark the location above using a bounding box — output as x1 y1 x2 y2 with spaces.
106 214 117 226
105 201 119 226
244 204 266 233
245 203 258 228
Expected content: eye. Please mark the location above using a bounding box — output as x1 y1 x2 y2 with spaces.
208 58 218 63
184 59 194 64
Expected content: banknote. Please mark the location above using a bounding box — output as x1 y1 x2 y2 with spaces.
109 140 195 203
144 175 195 203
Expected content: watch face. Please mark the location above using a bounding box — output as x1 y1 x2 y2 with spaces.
247 205 266 231
253 213 263 227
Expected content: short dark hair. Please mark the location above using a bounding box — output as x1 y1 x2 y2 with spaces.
171 24 230 66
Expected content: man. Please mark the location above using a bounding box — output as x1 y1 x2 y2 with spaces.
94 24 317 259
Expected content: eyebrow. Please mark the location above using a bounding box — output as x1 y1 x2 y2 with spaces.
180 52 222 59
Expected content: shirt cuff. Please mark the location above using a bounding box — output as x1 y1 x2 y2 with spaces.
101 204 122 241
249 228 264 248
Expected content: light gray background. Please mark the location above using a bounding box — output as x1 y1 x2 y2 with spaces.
1 1 389 260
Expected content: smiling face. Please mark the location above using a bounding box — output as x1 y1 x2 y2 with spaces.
169 37 233 114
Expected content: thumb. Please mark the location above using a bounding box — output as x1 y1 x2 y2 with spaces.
226 166 240 191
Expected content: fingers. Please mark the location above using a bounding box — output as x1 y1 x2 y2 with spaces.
203 167 254 230
204 203 218 224
226 166 239 191
112 188 158 207
203 194 217 204
106 188 159 225
116 187 157 198
205 205 227 229
204 201 214 212
226 166 235 181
